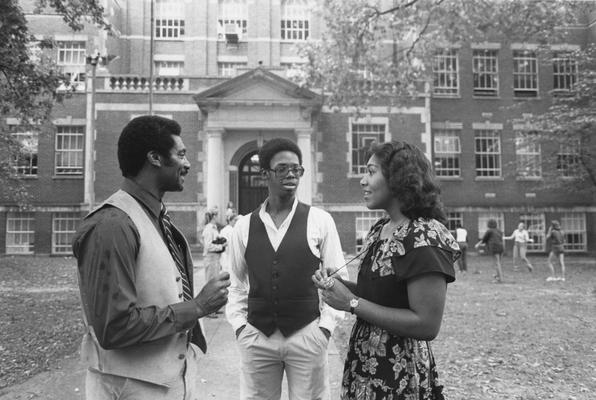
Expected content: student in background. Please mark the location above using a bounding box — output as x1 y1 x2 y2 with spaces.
546 220 566 282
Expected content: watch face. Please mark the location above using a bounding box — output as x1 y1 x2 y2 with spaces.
350 298 359 308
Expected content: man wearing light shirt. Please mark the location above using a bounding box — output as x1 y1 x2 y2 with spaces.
226 138 348 400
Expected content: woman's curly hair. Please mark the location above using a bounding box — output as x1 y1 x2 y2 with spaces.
369 141 447 224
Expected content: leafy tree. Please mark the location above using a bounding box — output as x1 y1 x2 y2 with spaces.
0 0 107 204
298 0 583 109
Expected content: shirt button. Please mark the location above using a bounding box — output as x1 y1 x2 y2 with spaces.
273 260 278 265
178 354 185 360
272 285 278 290
273 299 279 305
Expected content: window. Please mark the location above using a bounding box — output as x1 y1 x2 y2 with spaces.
9 126 38 177
515 130 541 179
446 212 463 235
52 212 80 254
350 120 388 175
55 125 84 175
473 49 499 97
57 40 86 90
560 212 586 252
218 0 248 40
281 0 310 41
6 212 35 254
433 49 459 96
553 52 577 92
519 213 545 252
513 50 538 97
474 128 501 177
155 0 185 39
433 129 461 177
155 61 184 76
355 211 386 252
218 62 247 77
557 140 580 177
477 212 504 241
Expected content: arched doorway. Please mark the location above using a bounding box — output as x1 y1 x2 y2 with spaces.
238 152 268 215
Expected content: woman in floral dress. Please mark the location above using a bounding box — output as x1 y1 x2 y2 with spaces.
313 141 460 400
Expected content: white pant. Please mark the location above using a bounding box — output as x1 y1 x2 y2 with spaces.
85 343 200 400
236 319 330 400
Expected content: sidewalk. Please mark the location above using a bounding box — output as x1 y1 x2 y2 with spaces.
0 266 345 399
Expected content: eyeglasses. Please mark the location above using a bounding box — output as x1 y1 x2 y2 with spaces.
267 164 305 177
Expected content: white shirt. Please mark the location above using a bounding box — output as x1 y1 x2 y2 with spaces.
508 229 532 243
455 227 467 242
225 198 348 334
219 224 234 272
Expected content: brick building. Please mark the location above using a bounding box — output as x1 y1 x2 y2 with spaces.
2 0 594 255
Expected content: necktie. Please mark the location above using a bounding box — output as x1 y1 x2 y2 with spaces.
159 207 193 301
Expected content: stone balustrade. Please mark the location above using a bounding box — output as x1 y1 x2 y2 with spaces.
103 76 188 91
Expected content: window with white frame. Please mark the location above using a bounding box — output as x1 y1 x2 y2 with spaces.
218 0 248 40
55 125 84 175
433 129 461 177
281 0 310 41
350 120 388 175
519 213 545 252
433 49 459 96
557 140 580 177
553 52 577 92
355 211 386 252
474 128 501 177
477 212 504 241
473 49 499 97
57 40 86 90
52 212 79 254
6 212 35 254
155 60 184 76
515 130 541 179
9 126 38 176
560 212 586 252
446 211 463 235
513 50 538 97
218 62 247 77
155 0 185 39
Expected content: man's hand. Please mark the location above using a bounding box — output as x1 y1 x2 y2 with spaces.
194 272 231 317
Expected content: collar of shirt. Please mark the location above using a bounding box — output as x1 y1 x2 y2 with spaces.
258 197 299 250
121 178 162 221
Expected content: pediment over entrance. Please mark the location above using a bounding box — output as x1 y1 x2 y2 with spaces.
193 67 322 111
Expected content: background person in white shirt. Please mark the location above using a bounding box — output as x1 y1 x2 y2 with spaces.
219 213 239 273
455 223 469 273
504 222 534 272
226 138 348 400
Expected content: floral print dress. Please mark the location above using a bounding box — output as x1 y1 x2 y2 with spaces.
341 218 460 400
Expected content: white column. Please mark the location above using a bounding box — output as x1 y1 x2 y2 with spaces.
206 128 225 213
296 128 313 204
83 63 97 209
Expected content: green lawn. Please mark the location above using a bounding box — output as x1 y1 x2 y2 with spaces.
1 254 595 399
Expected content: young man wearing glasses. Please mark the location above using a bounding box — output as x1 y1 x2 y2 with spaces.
226 137 348 400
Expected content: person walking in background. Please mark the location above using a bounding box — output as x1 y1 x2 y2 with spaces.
72 115 230 399
546 220 566 282
475 219 504 283
455 222 469 274
219 213 239 273
313 141 460 400
226 137 348 400
504 221 534 272
202 210 226 317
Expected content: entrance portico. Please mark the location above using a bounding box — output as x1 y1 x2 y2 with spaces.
194 68 322 217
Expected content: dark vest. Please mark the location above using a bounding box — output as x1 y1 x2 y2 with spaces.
245 202 320 337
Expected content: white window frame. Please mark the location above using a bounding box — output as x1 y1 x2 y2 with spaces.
519 213 545 252
557 140 580 178
281 0 310 41
218 62 247 77
355 211 386 252
52 212 79 255
155 60 184 76
55 125 84 175
155 0 185 39
560 212 586 252
474 128 501 178
433 49 459 97
57 40 86 66
553 52 577 92
514 130 542 179
6 212 35 254
477 212 504 241
10 126 39 177
513 50 538 98
349 118 389 175
446 212 463 235
473 49 499 97
218 0 248 40
433 129 461 177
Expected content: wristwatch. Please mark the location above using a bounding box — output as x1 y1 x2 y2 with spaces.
349 297 359 314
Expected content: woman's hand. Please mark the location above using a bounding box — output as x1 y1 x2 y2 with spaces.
319 277 353 311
